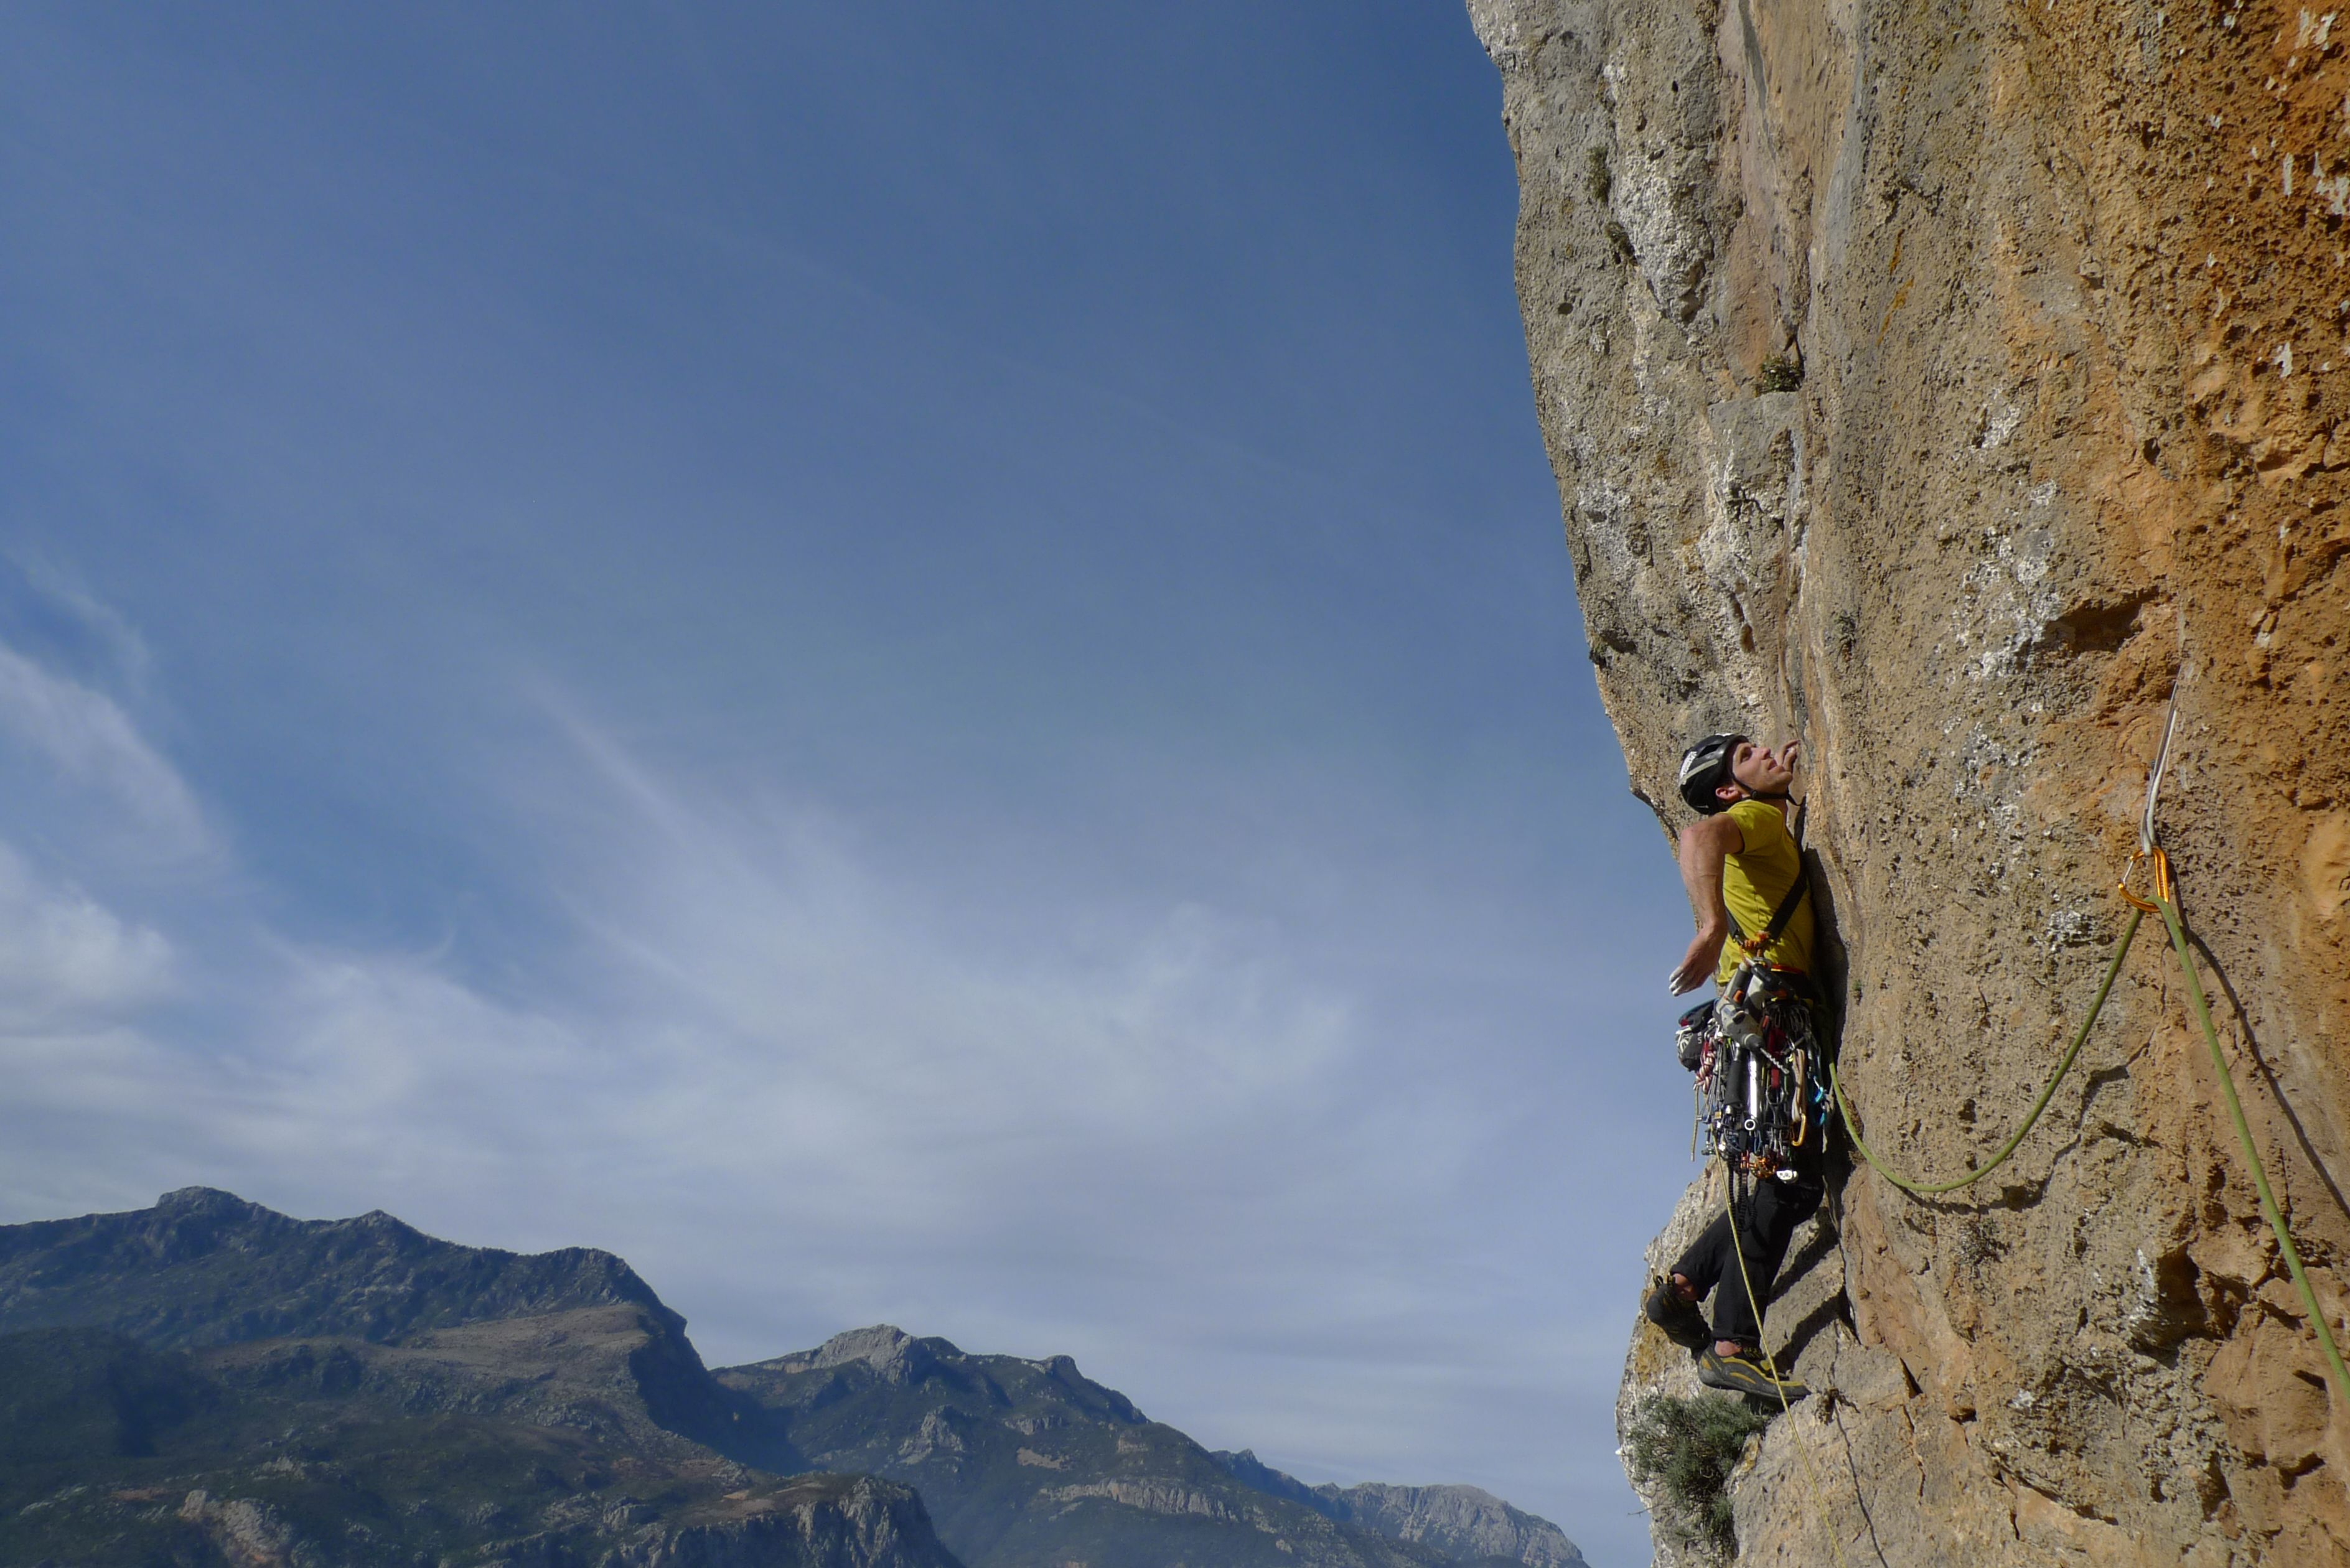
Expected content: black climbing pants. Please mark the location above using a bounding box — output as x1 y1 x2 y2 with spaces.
1669 1149 1824 1350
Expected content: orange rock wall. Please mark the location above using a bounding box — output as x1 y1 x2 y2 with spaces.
1468 0 2350 1560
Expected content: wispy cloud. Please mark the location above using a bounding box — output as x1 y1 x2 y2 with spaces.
10 554 157 696
566 784 1354 1184
0 640 210 859
0 840 174 1027
507 693 1371 1212
0 679 1515 1371
0 691 1379 1267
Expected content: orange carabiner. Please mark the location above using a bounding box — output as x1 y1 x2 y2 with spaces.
2117 846 2173 912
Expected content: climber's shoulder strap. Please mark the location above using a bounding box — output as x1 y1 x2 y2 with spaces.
1725 801 1810 958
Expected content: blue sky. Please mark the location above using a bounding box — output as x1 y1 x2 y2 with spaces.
0 6 1698 1563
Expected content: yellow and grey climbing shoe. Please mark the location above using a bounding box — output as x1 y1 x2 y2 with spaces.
1697 1345 1809 1401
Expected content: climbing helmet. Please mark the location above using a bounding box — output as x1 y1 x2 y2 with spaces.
1677 732 1746 815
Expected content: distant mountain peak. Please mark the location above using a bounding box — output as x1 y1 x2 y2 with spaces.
721 1332 1582 1568
156 1185 253 1211
760 1324 970 1385
825 1325 942 1373
1210 1452 1586 1568
0 1188 681 1351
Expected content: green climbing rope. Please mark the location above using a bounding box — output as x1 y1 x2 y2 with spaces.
1828 843 2350 1415
1828 905 2146 1196
1773 683 2348 1536
2151 881 2350 1414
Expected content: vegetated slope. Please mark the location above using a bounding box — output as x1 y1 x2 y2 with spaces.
1 1193 1583 1568
0 1327 953 1568
0 1192 943 1568
0 1187 775 1468
718 1327 1588 1568
1468 0 2350 1563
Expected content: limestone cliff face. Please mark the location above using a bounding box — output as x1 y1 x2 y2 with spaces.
1466 0 2350 1561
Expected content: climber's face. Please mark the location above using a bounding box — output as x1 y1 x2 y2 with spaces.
1720 737 1798 803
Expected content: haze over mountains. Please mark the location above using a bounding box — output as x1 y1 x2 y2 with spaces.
0 1190 1586 1568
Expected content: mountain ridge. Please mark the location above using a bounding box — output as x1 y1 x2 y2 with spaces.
0 1323 955 1568
0 1185 682 1348
719 1324 1586 1568
1211 1449 1575 1568
0 1192 1584 1568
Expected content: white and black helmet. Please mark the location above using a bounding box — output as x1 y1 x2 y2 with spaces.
1677 733 1744 815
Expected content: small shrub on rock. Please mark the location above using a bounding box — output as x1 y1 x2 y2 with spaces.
1622 1392 1771 1559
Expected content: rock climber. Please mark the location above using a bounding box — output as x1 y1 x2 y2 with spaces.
1644 732 1823 1400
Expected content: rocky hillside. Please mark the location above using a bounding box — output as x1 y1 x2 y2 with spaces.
0 1187 782 1471
1211 1449 1581 1567
1468 0 2350 1562
0 1326 952 1568
0 1190 925 1568
0 1192 1582 1568
0 1185 675 1348
718 1326 1586 1568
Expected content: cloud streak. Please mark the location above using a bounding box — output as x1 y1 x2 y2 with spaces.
0 686 1399 1273
0 641 210 860
0 684 1528 1346
0 842 175 1027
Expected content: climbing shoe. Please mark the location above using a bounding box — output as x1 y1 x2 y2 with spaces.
1642 1276 1710 1351
1697 1345 1810 1401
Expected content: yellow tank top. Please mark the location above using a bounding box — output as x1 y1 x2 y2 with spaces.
1715 798 1814 987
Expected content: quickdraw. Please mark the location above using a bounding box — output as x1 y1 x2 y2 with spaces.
1693 963 1828 1197
1832 685 2350 1416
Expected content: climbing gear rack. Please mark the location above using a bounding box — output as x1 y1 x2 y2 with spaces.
1693 964 1829 1192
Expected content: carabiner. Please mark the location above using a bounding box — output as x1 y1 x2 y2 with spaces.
2118 845 2174 912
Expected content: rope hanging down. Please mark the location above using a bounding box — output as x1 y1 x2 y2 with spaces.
1827 694 2350 1415
1726 1190 1856 1568
1828 702 2177 1194
2128 846 2350 1415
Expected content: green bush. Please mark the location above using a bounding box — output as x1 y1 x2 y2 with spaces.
1622 1393 1771 1559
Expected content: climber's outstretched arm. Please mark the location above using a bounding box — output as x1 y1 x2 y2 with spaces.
1668 811 1746 996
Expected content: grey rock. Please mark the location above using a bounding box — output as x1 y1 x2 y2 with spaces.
1469 0 2350 1559
1216 1452 1586 1568
725 1330 1581 1568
